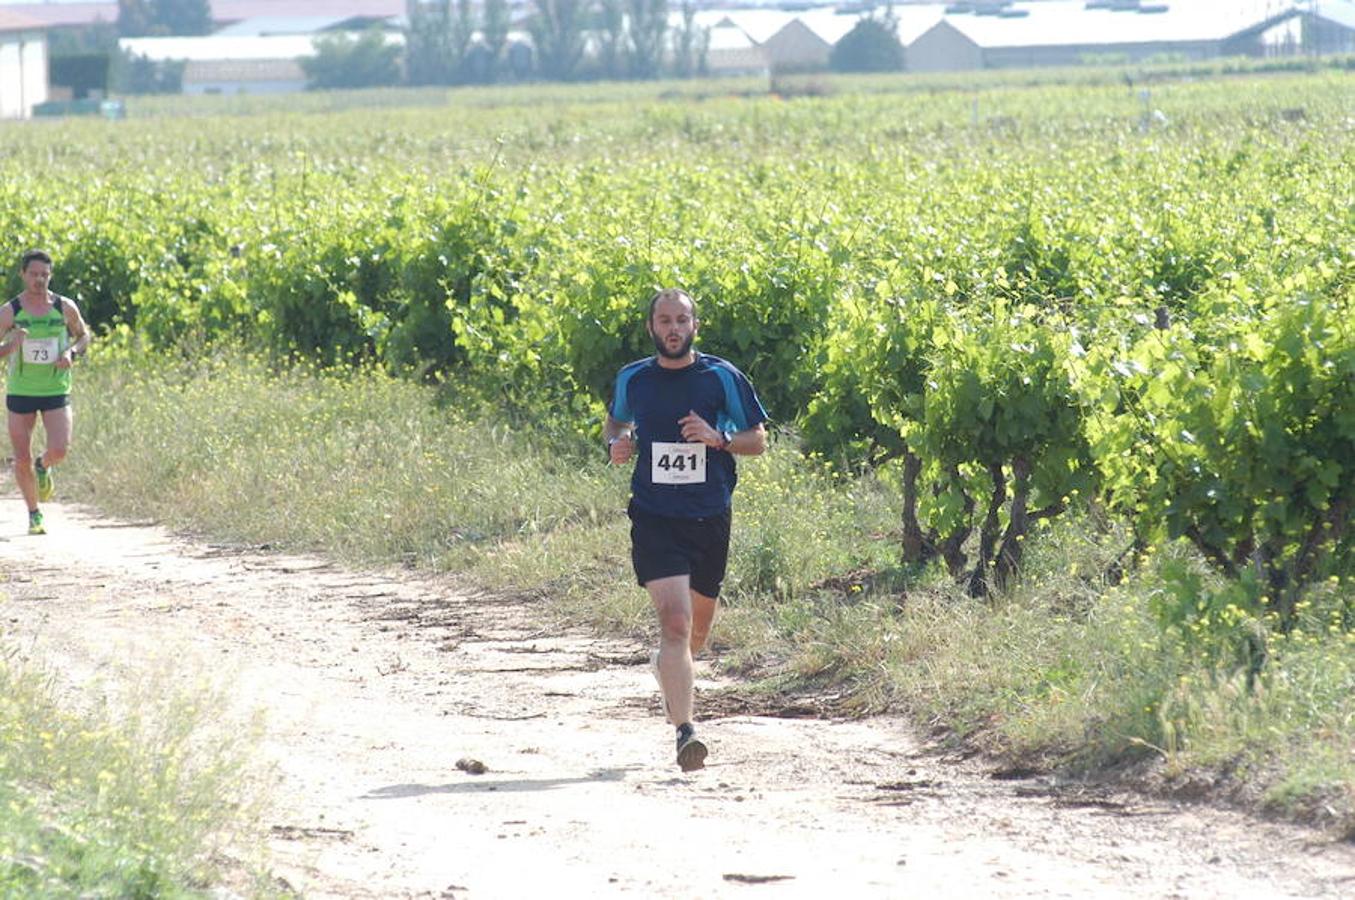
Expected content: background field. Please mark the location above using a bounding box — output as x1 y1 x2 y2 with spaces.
1 66 1352 890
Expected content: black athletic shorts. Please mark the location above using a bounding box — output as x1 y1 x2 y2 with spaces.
7 394 69 414
628 500 732 599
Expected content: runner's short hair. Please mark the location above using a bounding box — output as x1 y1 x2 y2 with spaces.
21 250 52 272
647 288 698 325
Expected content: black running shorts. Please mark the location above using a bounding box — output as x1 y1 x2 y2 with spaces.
7 394 69 414
628 501 732 599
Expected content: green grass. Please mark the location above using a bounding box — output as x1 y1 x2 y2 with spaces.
0 645 271 897
55 350 1355 833
68 350 621 568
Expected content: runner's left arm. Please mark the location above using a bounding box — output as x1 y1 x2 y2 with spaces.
714 363 770 456
723 421 767 456
678 412 767 455
58 299 91 368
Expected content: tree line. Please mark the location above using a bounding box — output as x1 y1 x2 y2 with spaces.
95 0 907 93
311 0 713 90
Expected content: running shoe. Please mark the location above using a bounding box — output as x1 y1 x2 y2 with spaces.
35 460 54 502
650 649 672 723
675 723 707 772
27 510 45 536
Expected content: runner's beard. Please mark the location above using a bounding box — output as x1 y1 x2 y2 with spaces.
653 331 694 360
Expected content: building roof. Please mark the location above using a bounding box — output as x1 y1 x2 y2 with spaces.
0 9 44 34
210 0 405 22
934 0 1304 49
213 15 357 37
892 3 951 44
212 13 399 36
120 34 323 62
706 21 759 52
2 3 116 29
2 1 404 30
119 29 405 62
1309 0 1355 29
752 4 951 47
793 8 866 44
697 9 801 43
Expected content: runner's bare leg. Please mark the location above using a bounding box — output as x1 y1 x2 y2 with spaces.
8 412 39 510
647 574 695 726
690 590 717 656
38 406 72 467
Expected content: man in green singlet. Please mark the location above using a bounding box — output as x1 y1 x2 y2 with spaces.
0 250 91 535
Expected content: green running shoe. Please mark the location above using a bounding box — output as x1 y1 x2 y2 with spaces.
28 510 45 536
35 460 54 502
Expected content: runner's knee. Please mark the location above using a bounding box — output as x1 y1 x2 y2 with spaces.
657 606 692 641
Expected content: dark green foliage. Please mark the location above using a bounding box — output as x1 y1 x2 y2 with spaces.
405 0 475 85
110 51 184 94
4 73 1352 611
117 0 212 37
530 0 587 80
830 18 904 73
49 54 112 99
626 0 669 79
301 28 402 90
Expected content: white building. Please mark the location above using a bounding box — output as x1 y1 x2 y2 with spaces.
908 0 1343 72
120 34 319 94
0 9 48 119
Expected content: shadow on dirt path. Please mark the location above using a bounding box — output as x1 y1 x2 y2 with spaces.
2 503 1354 898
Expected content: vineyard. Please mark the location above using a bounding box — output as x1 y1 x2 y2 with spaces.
2 69 1353 822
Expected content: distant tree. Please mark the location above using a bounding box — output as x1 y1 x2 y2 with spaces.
626 0 668 79
300 28 402 90
829 14 904 73
482 0 510 81
597 0 625 79
49 21 118 54
118 0 211 37
506 41 534 79
109 50 184 93
49 22 118 99
464 42 487 82
49 54 111 99
670 0 708 78
117 0 154 37
405 0 475 85
530 0 586 80
151 0 212 36
451 0 475 75
405 0 454 84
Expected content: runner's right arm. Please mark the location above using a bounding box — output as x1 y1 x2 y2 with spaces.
0 305 24 358
604 414 635 464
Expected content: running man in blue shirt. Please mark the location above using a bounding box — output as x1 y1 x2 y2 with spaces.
604 288 768 771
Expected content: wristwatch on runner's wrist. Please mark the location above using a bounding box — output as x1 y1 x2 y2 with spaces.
718 430 733 451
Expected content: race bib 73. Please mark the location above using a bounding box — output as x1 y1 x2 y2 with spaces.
21 337 59 365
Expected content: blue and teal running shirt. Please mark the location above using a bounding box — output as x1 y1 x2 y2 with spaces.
610 353 768 519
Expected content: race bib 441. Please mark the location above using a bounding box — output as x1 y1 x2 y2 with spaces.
651 442 707 485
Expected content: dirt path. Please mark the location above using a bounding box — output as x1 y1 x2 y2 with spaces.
2 501 1354 899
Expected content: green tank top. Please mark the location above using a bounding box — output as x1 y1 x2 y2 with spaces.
8 295 73 398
